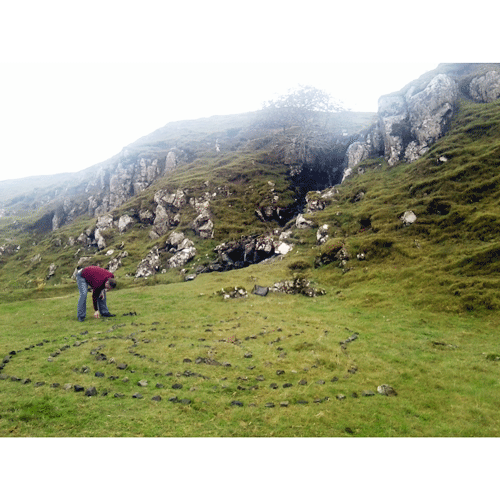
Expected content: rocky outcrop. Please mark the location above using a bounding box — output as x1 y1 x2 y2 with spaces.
164 231 196 269
135 246 161 278
469 71 500 103
195 232 293 274
377 74 458 167
343 65 500 180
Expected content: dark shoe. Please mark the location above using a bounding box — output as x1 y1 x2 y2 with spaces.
101 313 116 317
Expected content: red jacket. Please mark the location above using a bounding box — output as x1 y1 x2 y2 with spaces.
81 266 114 311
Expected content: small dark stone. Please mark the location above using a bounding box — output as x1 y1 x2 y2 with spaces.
74 385 85 392
280 401 289 407
331 377 339 382
231 400 244 407
244 352 253 358
117 363 128 370
265 402 275 408
156 383 164 389
9 350 17 356
336 394 346 400
168 396 179 403
114 393 124 398
0 373 9 380
276 370 285 375
172 383 183 389
362 390 375 397
132 393 143 399
95 372 105 378
51 383 60 388
180 399 191 405
255 375 265 381
152 395 162 401
298 379 308 386
351 392 358 398
11 376 21 382
345 427 355 435
269 383 278 389
108 375 119 380
85 387 98 397
34 381 45 387
95 353 107 361
183 358 192 363
316 380 325 385
22 378 32 385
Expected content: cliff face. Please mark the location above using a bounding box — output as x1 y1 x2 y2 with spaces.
343 63 500 181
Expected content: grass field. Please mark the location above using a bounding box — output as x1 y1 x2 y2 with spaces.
2 256 499 438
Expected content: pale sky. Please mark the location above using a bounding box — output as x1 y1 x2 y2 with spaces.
0 1 494 183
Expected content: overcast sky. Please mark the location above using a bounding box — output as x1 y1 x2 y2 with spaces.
0 1 495 183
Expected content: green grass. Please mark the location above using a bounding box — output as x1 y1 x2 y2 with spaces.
1 260 499 437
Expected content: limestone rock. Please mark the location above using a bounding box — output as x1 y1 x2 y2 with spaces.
405 74 458 160
167 247 196 269
138 209 155 224
118 215 134 233
135 246 161 278
191 209 214 239
345 70 460 176
401 210 417 226
296 214 313 229
275 242 292 255
469 71 500 103
316 224 329 245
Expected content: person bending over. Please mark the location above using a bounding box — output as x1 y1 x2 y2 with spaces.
76 265 117 321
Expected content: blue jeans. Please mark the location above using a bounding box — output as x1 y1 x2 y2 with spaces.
76 271 111 321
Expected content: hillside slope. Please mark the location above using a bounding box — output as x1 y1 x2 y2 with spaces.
308 97 500 313
0 95 499 317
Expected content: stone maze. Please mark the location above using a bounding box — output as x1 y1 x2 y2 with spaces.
0 314 396 408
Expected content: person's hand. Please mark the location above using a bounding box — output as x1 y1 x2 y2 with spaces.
94 311 100 319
